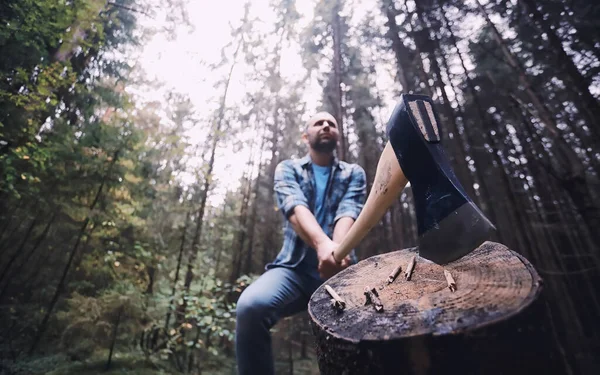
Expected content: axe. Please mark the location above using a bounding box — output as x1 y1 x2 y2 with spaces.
333 94 495 264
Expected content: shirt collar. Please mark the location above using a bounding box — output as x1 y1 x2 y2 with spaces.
299 153 343 170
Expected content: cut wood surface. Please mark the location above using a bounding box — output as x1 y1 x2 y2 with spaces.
309 241 541 342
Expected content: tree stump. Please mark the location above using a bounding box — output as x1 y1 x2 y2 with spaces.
308 241 565 375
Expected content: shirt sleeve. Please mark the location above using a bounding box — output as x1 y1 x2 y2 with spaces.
274 160 310 218
334 164 367 223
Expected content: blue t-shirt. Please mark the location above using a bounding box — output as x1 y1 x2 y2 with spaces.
312 163 330 227
297 163 331 280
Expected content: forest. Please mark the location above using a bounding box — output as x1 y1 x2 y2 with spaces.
0 0 598 374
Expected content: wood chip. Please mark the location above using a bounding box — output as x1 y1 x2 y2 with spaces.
405 255 416 281
325 285 346 311
387 265 402 284
364 286 384 312
444 269 456 292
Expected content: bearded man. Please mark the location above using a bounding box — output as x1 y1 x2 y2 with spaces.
234 111 367 375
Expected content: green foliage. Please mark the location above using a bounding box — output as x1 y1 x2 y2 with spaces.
144 275 255 372
54 288 147 360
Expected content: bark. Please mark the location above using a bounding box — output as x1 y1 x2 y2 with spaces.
29 149 120 354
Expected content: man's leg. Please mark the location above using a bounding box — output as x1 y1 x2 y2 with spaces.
235 267 318 375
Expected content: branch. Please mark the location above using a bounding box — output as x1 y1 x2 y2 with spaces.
107 2 151 17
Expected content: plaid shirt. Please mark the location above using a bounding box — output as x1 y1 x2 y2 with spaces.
266 154 367 270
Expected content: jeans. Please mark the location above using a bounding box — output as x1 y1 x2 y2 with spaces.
235 267 323 375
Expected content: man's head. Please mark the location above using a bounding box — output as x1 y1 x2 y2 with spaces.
303 111 339 154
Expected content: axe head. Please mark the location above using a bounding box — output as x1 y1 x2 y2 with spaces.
386 94 496 264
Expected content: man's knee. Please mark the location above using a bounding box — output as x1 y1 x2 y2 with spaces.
236 287 271 328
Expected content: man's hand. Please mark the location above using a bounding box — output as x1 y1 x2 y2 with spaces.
316 239 350 280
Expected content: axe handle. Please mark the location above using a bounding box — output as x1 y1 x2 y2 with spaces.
333 142 408 262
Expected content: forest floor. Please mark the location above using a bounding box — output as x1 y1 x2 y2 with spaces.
1 334 320 374
1 314 320 374
2 350 320 375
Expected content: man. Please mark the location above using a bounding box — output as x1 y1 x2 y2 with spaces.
235 111 367 375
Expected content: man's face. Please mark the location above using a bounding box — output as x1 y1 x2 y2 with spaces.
304 112 339 153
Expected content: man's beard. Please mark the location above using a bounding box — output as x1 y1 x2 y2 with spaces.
310 136 337 153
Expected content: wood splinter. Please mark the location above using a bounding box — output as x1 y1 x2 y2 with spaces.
364 286 384 312
405 255 416 281
444 269 457 292
387 265 402 284
325 285 346 311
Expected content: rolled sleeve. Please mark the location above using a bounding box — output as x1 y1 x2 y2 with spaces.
334 165 367 223
274 161 309 218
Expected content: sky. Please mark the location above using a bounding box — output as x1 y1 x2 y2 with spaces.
129 0 488 206
131 0 322 205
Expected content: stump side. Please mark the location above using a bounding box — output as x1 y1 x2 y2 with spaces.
308 241 542 343
309 293 563 375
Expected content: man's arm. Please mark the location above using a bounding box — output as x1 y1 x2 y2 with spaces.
331 165 367 262
332 217 355 244
274 160 345 278
289 205 330 250
274 161 334 253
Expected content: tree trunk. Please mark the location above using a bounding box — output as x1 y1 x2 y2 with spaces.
309 242 564 374
29 149 120 354
399 1 435 98
243 163 264 275
0 201 22 241
145 266 155 294
413 1 476 201
381 0 412 92
439 8 501 236
0 211 30 255
332 0 347 161
240 121 268 276
519 0 600 141
0 211 57 302
166 211 190 330
229 154 255 283
508 97 598 373
178 40 241 324
106 305 124 370
0 217 39 286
